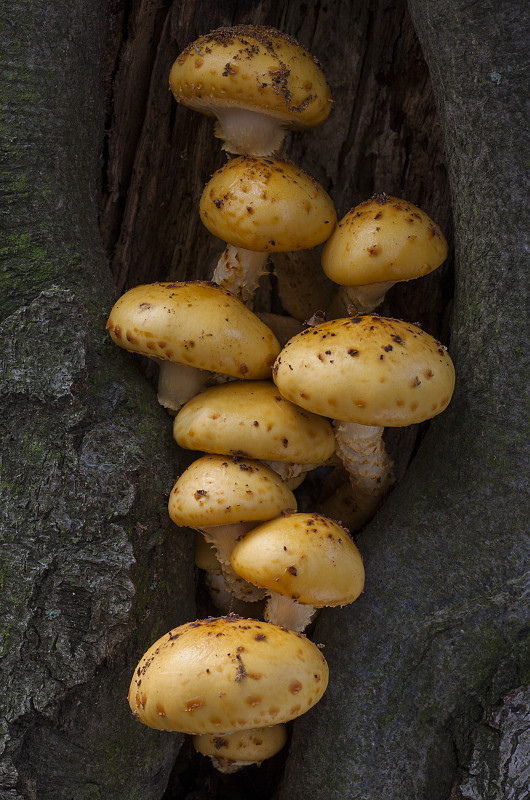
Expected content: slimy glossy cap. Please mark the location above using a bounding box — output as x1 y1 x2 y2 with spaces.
231 512 365 607
173 380 335 463
128 615 329 734
200 156 336 252
168 455 297 528
273 315 455 427
106 281 280 379
322 194 448 286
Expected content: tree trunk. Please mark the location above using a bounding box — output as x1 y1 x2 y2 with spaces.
1 1 527 800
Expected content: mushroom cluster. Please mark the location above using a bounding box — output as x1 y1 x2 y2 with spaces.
106 23 456 776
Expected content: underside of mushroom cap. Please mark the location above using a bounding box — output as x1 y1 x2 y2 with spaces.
169 25 332 133
173 380 336 463
321 193 448 286
106 281 280 379
273 315 455 427
128 615 329 734
200 156 337 252
169 455 297 528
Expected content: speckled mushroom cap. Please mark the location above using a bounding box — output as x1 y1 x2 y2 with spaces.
168 455 297 528
173 380 335 463
169 25 332 131
128 615 329 734
321 194 448 286
231 512 364 606
106 281 280 379
193 724 288 763
200 156 336 252
273 315 455 427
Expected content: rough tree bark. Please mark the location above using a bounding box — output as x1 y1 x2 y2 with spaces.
1 1 527 800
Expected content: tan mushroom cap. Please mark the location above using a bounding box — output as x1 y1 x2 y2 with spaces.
193 724 288 764
321 194 448 286
169 455 297 528
273 315 455 427
106 281 280 379
173 380 335 463
128 615 329 734
231 512 365 606
200 156 337 252
169 25 332 130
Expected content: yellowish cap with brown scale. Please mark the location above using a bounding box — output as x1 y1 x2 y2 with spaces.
322 193 448 287
168 455 297 528
106 281 280 379
169 25 332 155
200 156 336 252
193 724 288 767
273 315 455 427
127 615 329 734
231 512 365 607
173 380 336 463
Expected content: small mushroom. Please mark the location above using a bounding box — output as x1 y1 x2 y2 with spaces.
168 455 297 602
231 512 365 632
193 724 288 773
172 380 336 483
169 25 333 157
322 193 448 313
105 281 280 411
200 156 336 306
272 315 455 529
128 616 329 758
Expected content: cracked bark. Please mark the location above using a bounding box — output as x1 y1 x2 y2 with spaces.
1 0 527 799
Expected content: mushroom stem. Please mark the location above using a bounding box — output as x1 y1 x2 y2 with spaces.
327 281 396 317
332 421 395 528
197 523 266 602
212 244 269 307
264 591 317 633
214 107 286 156
155 360 211 412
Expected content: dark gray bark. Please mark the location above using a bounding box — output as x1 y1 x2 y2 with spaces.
1 0 528 798
0 1 195 798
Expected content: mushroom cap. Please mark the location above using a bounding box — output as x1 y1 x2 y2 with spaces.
199 156 337 252
231 512 365 607
193 724 288 763
106 281 280 379
169 455 297 528
169 25 332 130
273 315 455 427
128 615 329 734
173 380 336 463
321 194 448 286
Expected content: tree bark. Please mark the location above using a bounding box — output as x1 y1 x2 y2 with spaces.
0 1 195 798
1 0 528 799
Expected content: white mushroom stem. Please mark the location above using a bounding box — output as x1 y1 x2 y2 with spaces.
264 591 318 633
332 421 395 527
214 107 286 156
197 523 266 602
212 244 270 307
155 360 211 412
336 281 397 314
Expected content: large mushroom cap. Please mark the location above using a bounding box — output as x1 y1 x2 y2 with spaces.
322 194 448 286
128 615 329 734
273 315 455 427
173 380 335 463
169 25 332 131
106 281 280 379
231 512 365 607
200 156 336 252
168 455 297 528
